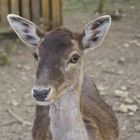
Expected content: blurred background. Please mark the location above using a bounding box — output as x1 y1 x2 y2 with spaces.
0 0 140 140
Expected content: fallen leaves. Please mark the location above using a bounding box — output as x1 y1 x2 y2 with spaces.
117 104 138 113
113 87 139 115
114 89 129 98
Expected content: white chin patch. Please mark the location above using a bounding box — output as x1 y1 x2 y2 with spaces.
35 100 54 106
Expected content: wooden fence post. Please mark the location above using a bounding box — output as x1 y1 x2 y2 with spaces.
31 0 40 24
0 0 9 26
42 0 51 30
21 0 31 19
11 0 19 15
52 0 62 28
0 0 63 32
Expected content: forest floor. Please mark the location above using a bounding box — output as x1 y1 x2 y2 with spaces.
0 0 140 140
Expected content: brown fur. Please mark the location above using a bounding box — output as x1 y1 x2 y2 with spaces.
7 14 119 140
81 75 119 140
31 28 119 140
33 75 119 140
32 105 51 140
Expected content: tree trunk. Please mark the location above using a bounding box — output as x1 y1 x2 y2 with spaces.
97 0 105 13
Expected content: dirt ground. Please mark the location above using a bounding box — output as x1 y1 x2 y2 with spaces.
0 0 140 140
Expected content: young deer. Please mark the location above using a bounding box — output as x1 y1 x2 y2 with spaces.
7 14 119 140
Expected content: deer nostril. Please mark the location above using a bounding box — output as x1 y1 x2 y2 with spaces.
32 88 51 101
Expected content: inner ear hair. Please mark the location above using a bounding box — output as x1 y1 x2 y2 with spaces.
7 14 44 47
82 15 111 50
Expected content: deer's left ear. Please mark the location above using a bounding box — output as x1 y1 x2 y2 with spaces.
82 15 111 50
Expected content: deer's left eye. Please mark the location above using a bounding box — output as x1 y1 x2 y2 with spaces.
69 54 80 64
32 52 38 61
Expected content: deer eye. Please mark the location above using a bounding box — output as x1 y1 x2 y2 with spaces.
32 52 38 61
69 54 80 64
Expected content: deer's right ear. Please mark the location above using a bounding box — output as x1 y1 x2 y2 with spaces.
7 14 44 47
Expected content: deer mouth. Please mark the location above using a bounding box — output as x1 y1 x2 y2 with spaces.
35 99 54 106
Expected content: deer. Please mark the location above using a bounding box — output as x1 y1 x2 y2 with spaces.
7 14 119 140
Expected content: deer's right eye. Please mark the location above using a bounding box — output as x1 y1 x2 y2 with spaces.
32 52 38 61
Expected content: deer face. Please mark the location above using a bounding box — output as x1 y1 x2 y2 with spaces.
7 14 111 106
32 29 84 105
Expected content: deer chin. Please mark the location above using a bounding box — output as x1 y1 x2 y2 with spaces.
35 100 54 106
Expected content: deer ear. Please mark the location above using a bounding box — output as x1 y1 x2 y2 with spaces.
82 15 111 50
7 14 44 47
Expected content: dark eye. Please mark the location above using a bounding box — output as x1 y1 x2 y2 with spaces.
69 54 80 64
32 52 38 61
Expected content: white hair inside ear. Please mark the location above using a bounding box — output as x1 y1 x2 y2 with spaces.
82 15 111 50
7 14 44 48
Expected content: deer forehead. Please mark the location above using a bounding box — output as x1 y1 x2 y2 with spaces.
38 28 81 59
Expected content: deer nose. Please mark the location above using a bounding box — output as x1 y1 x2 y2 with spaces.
32 88 51 101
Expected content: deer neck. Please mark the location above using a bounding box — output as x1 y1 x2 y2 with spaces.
49 88 88 140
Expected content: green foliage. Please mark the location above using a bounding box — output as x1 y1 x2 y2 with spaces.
4 41 17 54
63 0 98 16
0 52 10 66
0 40 17 66
97 0 105 13
63 0 140 16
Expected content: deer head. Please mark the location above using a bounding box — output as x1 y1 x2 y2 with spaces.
7 14 111 106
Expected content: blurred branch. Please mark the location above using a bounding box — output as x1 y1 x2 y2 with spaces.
7 109 32 126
